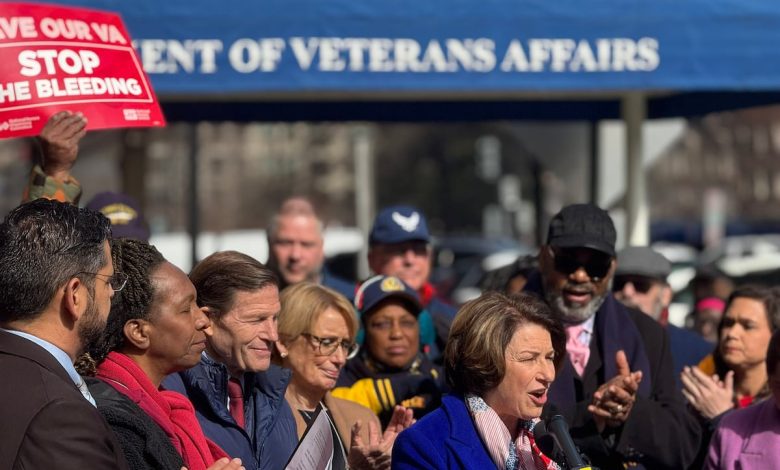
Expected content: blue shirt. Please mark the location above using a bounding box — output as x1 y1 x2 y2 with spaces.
0 328 95 406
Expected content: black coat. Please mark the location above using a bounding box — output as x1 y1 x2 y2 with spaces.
88 378 185 470
525 273 702 470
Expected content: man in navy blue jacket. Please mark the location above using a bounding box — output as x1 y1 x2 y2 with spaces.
164 251 297 470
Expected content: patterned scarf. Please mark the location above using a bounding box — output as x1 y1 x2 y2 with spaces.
466 395 559 470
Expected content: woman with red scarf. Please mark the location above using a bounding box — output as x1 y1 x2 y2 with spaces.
83 238 243 470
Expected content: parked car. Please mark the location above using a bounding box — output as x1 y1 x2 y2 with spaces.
430 235 533 304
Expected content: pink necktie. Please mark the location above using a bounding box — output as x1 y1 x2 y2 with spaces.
566 324 590 377
227 378 245 429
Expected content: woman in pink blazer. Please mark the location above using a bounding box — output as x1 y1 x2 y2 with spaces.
706 329 780 469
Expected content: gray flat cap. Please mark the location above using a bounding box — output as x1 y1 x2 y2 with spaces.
615 246 672 280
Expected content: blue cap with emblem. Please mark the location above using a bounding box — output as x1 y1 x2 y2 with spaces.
355 275 423 317
85 191 150 241
369 205 430 245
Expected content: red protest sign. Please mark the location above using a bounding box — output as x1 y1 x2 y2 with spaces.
0 3 165 139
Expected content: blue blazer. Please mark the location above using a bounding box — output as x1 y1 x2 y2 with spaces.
392 394 497 469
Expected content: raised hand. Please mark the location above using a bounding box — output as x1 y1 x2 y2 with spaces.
680 366 734 419
347 405 414 470
588 350 643 431
38 111 87 180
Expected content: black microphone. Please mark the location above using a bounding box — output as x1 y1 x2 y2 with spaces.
531 419 555 457
547 415 594 470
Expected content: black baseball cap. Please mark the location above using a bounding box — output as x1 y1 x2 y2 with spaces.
547 203 616 257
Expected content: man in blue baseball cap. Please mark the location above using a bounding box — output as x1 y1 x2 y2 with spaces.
366 205 457 363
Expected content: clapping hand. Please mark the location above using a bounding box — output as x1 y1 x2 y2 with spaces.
588 350 642 431
348 405 414 470
680 366 734 419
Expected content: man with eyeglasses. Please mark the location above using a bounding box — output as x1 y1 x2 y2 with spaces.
613 246 711 390
0 199 129 469
333 275 447 427
524 203 701 470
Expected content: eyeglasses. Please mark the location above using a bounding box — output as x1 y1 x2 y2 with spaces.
77 271 128 292
612 275 656 294
302 333 359 360
549 247 612 281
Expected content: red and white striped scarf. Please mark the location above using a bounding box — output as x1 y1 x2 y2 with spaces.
466 395 559 470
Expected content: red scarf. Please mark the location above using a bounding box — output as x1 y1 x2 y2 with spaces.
96 352 228 470
419 282 437 306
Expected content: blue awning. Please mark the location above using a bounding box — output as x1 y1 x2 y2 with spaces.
51 0 780 120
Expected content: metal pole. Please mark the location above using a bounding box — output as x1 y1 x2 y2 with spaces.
353 125 375 280
188 123 200 270
589 121 599 205
622 93 649 246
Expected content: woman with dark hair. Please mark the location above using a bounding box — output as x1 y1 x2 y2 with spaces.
706 329 780 468
392 291 565 470
82 239 242 470
162 250 298 470
681 284 780 467
682 285 780 417
333 275 447 427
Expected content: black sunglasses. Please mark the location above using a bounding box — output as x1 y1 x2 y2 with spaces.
550 247 612 280
612 275 656 294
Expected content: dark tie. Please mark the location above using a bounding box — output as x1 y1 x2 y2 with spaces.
227 378 245 429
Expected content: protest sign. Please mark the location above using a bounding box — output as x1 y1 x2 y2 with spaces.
0 3 165 139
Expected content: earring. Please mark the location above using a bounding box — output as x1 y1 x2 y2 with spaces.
280 351 288 358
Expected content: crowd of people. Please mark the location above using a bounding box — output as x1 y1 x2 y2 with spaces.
0 113 778 470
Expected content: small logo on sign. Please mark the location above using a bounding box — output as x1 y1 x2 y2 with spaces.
0 121 9 131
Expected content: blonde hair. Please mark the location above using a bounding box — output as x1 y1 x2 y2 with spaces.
278 282 358 345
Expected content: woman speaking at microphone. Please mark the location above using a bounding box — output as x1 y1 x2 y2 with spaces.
392 291 565 470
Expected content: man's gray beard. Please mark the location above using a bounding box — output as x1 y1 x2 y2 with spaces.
545 289 608 325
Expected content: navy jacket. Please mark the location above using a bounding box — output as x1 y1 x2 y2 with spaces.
321 267 357 302
163 356 297 470
392 394 496 469
667 323 712 390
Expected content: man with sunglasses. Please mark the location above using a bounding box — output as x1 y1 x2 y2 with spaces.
524 203 700 470
613 246 711 390
367 205 456 363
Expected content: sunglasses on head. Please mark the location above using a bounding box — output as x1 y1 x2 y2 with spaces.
549 247 612 280
612 275 656 294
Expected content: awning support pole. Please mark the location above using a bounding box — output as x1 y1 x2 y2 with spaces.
622 93 649 246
